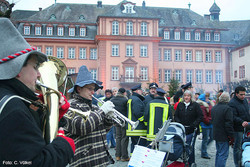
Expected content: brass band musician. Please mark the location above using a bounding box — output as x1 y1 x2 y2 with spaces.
0 18 75 166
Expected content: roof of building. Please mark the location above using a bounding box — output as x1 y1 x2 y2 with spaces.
10 1 249 46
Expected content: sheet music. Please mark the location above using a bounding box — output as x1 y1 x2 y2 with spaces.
128 145 166 167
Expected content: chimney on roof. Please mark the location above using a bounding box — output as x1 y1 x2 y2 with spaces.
142 1 146 8
188 2 191 9
97 1 102 8
39 7 42 11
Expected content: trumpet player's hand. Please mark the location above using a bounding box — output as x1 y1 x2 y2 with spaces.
100 101 115 115
59 93 70 121
57 128 75 153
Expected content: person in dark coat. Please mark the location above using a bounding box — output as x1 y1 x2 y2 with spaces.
228 86 250 167
174 90 203 166
111 88 130 161
127 84 147 154
212 92 234 167
144 88 172 142
144 82 158 105
0 18 74 166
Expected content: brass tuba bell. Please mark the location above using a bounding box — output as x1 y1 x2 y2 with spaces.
37 56 67 143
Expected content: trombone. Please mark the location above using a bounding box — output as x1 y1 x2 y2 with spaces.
92 95 139 131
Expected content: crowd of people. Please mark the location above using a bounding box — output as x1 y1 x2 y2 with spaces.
0 17 250 167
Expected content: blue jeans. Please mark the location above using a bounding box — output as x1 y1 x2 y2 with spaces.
107 126 116 147
215 141 229 167
233 132 243 167
186 132 197 165
201 128 213 157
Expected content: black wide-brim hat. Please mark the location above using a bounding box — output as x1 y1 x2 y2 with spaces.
68 65 100 93
0 18 47 80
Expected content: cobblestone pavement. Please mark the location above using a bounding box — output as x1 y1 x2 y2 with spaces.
108 134 234 167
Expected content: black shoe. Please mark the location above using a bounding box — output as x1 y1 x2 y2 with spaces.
110 146 116 148
201 156 211 159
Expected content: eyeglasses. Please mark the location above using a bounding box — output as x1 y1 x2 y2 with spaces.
27 63 40 71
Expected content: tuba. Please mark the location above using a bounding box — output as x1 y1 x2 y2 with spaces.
37 56 67 143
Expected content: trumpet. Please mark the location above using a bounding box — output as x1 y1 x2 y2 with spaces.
92 95 139 131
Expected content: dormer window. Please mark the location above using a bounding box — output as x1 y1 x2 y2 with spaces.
122 3 136 14
79 15 85 20
50 14 56 20
24 26 30 35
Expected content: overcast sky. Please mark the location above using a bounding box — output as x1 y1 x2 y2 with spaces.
11 0 250 21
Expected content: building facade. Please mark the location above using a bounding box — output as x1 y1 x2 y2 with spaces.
10 0 250 94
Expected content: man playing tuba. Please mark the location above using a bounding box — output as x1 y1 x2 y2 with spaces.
0 18 75 166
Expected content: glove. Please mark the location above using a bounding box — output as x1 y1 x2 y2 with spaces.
57 128 75 153
228 136 234 147
100 101 115 115
59 93 70 121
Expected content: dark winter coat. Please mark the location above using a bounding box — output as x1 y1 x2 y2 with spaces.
0 79 73 167
126 92 147 136
143 93 154 105
174 101 203 134
64 93 113 167
228 95 250 132
144 96 172 139
211 102 234 142
111 92 128 117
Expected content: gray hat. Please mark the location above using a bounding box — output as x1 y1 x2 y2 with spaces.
0 18 47 80
68 65 99 93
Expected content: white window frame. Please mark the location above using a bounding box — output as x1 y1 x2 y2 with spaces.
196 70 202 83
175 70 182 82
47 27 53 36
79 48 87 59
215 71 222 83
174 31 180 40
159 69 162 83
185 32 191 40
112 21 119 35
195 51 202 62
214 33 220 41
195 32 200 41
164 31 170 40
186 70 193 83
206 70 213 83
112 44 119 57
46 47 53 56
140 67 148 81
185 50 192 61
111 67 119 80
90 69 97 80
24 26 30 35
35 26 41 35
36 46 42 52
126 45 133 57
126 22 133 35
68 48 75 59
56 47 64 59
164 69 171 83
215 51 222 62
69 27 75 36
80 28 86 37
205 32 210 41
141 22 147 36
57 27 64 36
68 68 75 75
164 49 171 61
205 51 212 62
90 48 97 60
175 50 182 61
140 45 148 57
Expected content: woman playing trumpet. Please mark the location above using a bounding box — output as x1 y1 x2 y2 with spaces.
63 65 116 167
